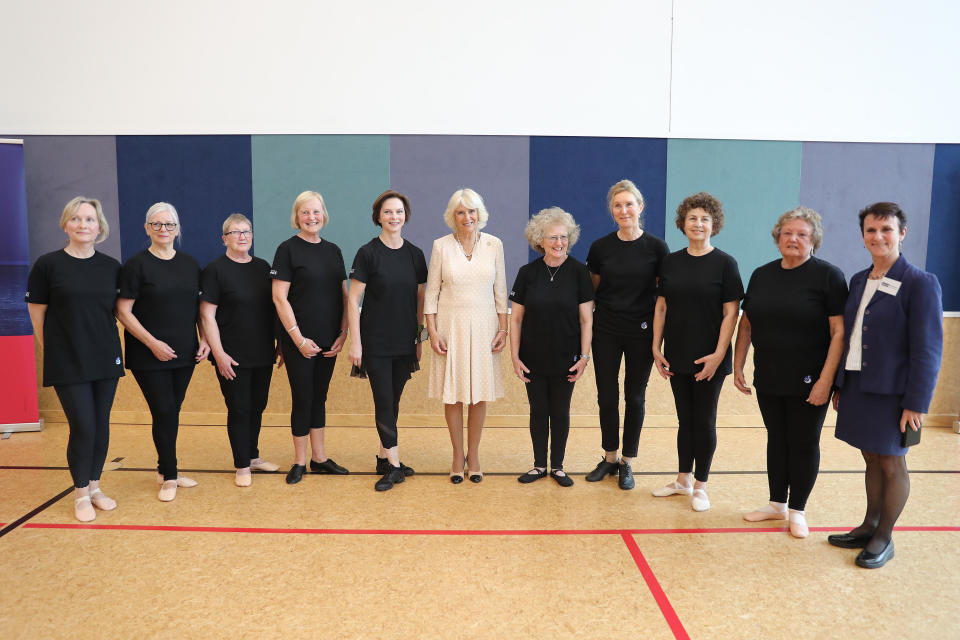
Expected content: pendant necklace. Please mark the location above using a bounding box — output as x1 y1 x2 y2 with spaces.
544 260 563 282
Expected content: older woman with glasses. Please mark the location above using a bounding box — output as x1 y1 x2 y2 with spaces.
733 207 847 537
116 202 210 502
199 214 280 488
510 207 594 487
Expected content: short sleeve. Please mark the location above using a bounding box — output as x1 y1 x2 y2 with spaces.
413 247 428 284
721 254 745 303
741 269 758 313
118 257 142 299
654 238 669 276
577 263 595 304
586 241 601 275
333 246 347 281
270 242 292 281
656 255 671 297
25 256 50 304
509 265 528 305
350 245 372 284
199 262 222 304
824 264 848 316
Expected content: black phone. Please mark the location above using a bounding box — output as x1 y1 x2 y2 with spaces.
901 426 921 448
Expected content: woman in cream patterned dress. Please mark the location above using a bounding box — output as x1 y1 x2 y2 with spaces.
425 188 509 485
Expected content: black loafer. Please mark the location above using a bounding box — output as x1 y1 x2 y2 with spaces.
310 458 349 475
855 540 894 569
374 466 405 492
376 457 415 476
585 459 618 482
285 464 306 485
618 461 635 490
550 469 574 487
827 532 874 549
518 468 547 484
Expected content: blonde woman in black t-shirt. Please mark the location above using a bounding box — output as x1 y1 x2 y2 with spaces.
733 207 847 538
271 191 350 485
26 197 125 522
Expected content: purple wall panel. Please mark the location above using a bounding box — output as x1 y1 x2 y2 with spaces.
22 136 122 263
389 136 530 286
799 142 935 282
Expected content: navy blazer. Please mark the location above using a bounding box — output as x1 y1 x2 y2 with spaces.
835 255 943 413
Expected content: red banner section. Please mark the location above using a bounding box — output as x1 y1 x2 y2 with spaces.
0 335 39 424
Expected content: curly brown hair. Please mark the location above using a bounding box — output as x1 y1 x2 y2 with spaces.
675 192 724 236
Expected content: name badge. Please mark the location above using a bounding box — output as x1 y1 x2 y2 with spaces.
878 277 901 296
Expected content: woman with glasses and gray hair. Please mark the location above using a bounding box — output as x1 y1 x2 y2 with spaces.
733 207 847 537
116 202 210 502
26 196 125 521
510 207 594 487
199 214 280 488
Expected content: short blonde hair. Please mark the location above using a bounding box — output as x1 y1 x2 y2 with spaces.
290 191 329 230
145 202 182 244
771 206 824 253
606 179 645 216
442 188 489 231
60 196 109 243
222 213 252 235
524 207 580 254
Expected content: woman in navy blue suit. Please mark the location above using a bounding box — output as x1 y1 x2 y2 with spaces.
829 202 943 569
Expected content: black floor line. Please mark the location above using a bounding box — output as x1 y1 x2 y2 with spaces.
0 486 73 539
2 464 958 476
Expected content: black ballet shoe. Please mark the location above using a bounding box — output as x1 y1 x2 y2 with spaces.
374 466 405 492
285 464 306 485
310 458 349 475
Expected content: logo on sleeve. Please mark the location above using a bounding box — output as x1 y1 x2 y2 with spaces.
349 268 355 275
269 269 278 276
510 290 515 296
803 375 812 384
25 291 29 298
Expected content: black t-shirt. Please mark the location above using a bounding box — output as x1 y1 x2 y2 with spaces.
742 257 848 395
25 250 125 386
200 255 277 368
658 248 744 376
350 237 428 357
270 236 346 350
586 231 669 336
510 257 595 375
119 250 201 370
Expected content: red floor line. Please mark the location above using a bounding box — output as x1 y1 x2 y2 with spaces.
19 523 960 535
621 532 689 640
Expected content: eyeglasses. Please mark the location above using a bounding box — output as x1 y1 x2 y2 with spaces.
225 230 253 238
547 235 569 243
148 222 178 231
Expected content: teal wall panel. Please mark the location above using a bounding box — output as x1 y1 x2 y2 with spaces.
251 135 391 270
665 139 803 283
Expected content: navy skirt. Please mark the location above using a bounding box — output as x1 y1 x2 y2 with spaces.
835 371 908 456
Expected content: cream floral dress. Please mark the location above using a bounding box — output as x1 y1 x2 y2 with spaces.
424 232 508 404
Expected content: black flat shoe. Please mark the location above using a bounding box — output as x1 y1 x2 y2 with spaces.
855 540 895 569
618 461 635 490
310 458 349 475
827 532 874 549
374 466 405 492
550 469 574 488
376 457 415 476
285 464 306 485
585 459 618 482
518 468 547 484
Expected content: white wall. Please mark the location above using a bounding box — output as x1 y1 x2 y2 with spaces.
2 0 957 142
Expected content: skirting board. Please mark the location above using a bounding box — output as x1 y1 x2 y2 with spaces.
1 418 44 433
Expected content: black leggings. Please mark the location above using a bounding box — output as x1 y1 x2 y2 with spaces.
756 393 828 510
364 355 412 449
525 373 575 469
54 378 119 489
591 330 654 457
281 340 336 437
669 373 725 482
216 365 273 468
132 366 195 481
